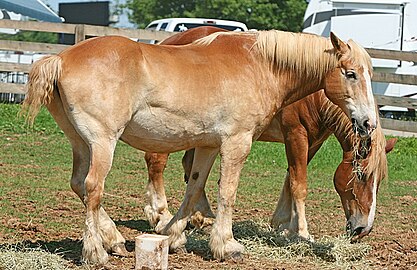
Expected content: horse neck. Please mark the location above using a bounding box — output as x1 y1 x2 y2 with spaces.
319 95 387 181
318 93 354 152
254 31 338 107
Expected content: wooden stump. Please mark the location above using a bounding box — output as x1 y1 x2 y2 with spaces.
135 234 169 270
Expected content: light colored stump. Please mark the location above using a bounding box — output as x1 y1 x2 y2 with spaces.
135 234 169 270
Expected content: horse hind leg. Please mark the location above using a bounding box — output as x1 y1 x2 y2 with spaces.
47 93 126 263
70 141 127 257
210 135 252 261
80 136 120 264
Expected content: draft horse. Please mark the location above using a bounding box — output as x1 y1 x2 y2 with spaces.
23 29 377 264
144 27 396 244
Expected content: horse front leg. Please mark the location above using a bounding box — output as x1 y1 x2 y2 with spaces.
271 171 294 232
161 147 218 253
182 149 215 229
210 136 252 261
143 152 173 233
283 127 310 239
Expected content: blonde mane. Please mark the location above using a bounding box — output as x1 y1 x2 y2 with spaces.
254 31 339 82
194 30 339 82
193 31 254 45
194 30 373 83
321 100 387 183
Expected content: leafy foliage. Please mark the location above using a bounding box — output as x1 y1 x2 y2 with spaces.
0 31 58 44
124 0 307 31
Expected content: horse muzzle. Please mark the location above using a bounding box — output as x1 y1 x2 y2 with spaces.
351 118 375 138
346 221 373 242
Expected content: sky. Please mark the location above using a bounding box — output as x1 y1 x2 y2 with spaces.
42 0 135 28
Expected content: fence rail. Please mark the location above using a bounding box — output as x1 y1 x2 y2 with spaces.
0 19 415 134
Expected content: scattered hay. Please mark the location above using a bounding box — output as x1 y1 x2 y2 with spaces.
0 243 72 270
186 219 372 269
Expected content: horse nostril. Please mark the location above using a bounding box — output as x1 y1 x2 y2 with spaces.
353 226 366 236
363 120 370 129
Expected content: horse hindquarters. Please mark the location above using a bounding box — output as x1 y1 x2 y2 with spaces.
25 55 127 264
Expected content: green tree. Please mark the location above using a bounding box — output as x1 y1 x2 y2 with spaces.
125 0 307 32
0 31 58 44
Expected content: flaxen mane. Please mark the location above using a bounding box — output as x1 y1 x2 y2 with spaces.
321 99 387 183
195 31 373 83
254 31 339 82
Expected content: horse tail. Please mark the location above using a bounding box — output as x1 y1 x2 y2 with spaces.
21 55 62 125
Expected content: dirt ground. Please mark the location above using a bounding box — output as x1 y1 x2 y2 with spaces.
1 184 416 270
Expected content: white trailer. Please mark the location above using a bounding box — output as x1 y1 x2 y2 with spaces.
303 0 417 113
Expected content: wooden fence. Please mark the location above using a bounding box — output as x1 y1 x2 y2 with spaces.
0 19 416 134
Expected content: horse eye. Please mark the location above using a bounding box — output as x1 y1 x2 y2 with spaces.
346 71 357 80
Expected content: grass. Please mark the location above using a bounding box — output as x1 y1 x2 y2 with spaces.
1 103 417 269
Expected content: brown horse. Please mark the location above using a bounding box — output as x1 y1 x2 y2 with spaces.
143 27 396 243
22 29 377 264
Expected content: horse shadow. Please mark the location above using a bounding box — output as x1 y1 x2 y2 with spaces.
0 219 337 263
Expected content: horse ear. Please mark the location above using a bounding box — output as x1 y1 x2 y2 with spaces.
330 32 350 55
385 138 398 153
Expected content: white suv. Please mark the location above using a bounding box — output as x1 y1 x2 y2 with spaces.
145 18 248 33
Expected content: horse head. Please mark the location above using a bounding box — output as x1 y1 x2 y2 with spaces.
334 137 397 241
324 32 377 138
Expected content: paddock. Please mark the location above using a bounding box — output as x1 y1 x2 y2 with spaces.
1 104 416 269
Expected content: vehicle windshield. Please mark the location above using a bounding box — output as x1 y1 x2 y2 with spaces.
174 23 244 32
146 23 158 31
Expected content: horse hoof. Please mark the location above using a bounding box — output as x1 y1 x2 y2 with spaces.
213 238 245 262
82 246 109 265
170 246 187 254
190 211 214 229
112 243 131 257
144 205 159 227
154 211 173 233
225 251 244 262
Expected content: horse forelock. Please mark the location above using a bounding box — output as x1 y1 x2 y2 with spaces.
346 40 373 72
254 30 339 81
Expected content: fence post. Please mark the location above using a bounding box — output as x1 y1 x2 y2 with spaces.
75 24 85 43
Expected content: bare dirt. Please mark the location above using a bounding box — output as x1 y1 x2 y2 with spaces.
1 183 416 270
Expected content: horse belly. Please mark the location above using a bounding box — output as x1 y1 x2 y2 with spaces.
120 108 219 153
